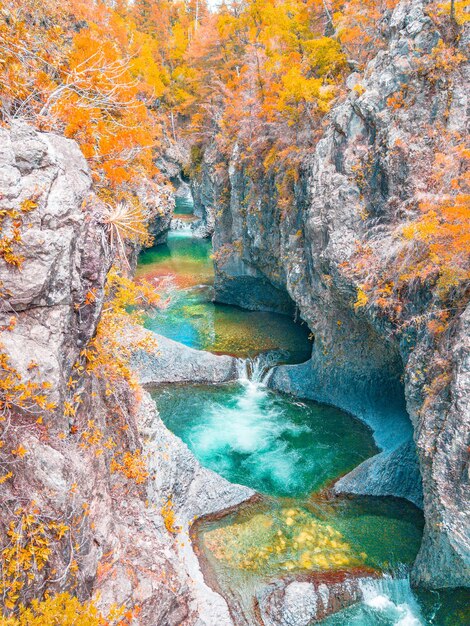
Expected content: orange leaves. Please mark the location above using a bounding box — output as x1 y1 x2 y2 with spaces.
399 134 470 302
332 0 399 67
110 449 149 485
161 498 179 535
402 194 470 298
416 39 466 82
11 445 27 458
0 0 159 200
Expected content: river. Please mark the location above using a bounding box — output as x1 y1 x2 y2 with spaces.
137 198 470 626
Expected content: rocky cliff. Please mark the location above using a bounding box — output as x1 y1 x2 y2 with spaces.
200 0 469 588
0 122 252 622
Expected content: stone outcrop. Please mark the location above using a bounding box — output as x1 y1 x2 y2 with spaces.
200 0 469 588
0 121 111 424
136 176 174 245
132 331 241 385
189 143 219 238
256 575 375 626
334 439 424 508
0 123 252 623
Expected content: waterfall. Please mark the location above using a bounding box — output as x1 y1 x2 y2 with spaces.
169 220 194 235
358 576 424 625
238 350 290 384
320 575 426 625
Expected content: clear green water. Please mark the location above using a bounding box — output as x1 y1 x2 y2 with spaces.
151 382 378 497
196 496 423 586
152 381 429 623
138 198 469 625
136 229 312 361
173 193 194 215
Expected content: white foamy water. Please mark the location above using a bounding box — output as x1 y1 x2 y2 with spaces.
191 377 309 491
321 576 425 625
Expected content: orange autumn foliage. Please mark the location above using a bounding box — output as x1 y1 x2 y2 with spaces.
110 450 149 485
402 194 470 297
0 0 164 196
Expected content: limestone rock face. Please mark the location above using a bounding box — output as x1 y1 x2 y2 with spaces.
0 121 111 421
136 176 175 245
334 439 424 509
202 0 469 588
0 123 251 623
190 143 220 238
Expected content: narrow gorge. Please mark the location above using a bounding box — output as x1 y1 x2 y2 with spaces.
0 0 468 625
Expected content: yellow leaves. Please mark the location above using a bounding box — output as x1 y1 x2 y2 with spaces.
353 83 366 96
0 195 39 268
1 343 56 422
0 591 125 626
0 471 13 484
11 445 27 458
303 37 348 77
63 401 76 417
110 450 149 485
67 376 78 389
279 67 323 106
84 267 159 390
354 287 369 310
49 522 70 541
20 199 38 213
161 498 179 535
80 421 104 449
0 507 62 610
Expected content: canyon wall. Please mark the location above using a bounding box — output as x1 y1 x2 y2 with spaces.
0 122 251 623
200 0 469 588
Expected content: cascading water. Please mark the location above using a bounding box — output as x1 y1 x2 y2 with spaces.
238 350 290 383
152 362 381 497
321 575 424 625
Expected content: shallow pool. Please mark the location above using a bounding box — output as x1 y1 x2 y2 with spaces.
137 229 312 361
